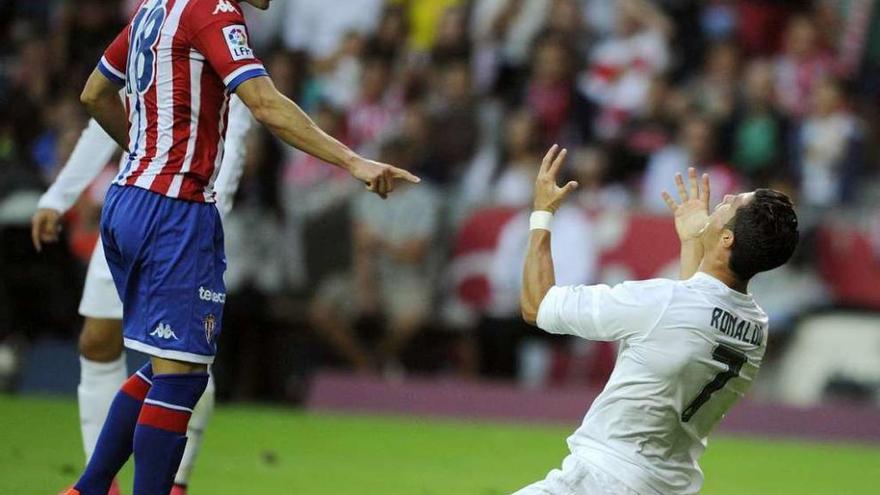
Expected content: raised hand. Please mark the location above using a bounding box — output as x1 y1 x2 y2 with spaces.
350 158 421 199
534 144 578 213
31 208 62 252
662 167 710 242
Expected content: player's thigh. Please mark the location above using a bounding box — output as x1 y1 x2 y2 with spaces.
511 456 593 495
514 455 638 495
104 186 226 365
78 239 124 321
151 356 208 375
141 197 226 363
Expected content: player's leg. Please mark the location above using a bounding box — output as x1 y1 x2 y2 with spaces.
512 455 640 495
132 357 208 495
171 371 216 494
510 455 586 495
77 318 125 458
70 186 223 495
76 240 127 464
117 188 223 495
71 362 154 495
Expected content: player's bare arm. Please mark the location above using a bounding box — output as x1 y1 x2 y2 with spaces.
521 145 579 324
235 76 419 199
80 69 129 153
662 167 711 279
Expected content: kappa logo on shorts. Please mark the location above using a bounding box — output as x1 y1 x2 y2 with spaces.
213 0 239 15
150 323 179 340
199 286 226 304
222 25 254 61
204 314 217 344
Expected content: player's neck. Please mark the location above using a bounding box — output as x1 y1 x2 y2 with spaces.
700 261 749 294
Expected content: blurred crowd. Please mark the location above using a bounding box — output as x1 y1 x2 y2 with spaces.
1 0 878 401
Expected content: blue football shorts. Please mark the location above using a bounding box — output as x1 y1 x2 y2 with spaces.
100 184 226 364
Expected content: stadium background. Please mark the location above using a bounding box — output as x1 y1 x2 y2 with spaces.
1 0 879 493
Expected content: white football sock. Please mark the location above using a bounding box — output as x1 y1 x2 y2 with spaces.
175 371 216 486
78 353 128 462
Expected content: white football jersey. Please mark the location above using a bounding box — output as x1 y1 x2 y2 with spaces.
536 272 768 495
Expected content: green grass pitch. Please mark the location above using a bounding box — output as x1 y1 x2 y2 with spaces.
2 395 878 494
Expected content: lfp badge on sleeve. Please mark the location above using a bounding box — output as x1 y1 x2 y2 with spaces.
222 25 254 61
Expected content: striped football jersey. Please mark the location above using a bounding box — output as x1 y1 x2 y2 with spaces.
98 0 266 202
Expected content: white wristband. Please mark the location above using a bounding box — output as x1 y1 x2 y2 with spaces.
529 210 554 231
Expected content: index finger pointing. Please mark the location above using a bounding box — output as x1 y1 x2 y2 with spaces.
391 167 421 183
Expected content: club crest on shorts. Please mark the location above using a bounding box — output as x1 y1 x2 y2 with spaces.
204 314 217 344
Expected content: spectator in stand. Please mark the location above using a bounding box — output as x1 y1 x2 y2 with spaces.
366 4 410 61
430 5 472 65
544 0 592 58
492 108 544 207
579 0 672 139
723 59 793 184
219 127 290 399
570 145 632 214
424 59 479 184
526 34 580 145
774 14 835 118
280 103 355 291
795 77 864 207
53 0 124 87
309 137 441 373
346 53 400 153
282 0 382 62
613 76 678 183
686 40 740 123
312 32 366 111
472 0 550 63
642 114 741 213
400 0 466 52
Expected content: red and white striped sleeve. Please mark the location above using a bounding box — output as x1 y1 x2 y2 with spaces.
186 0 267 93
98 25 130 86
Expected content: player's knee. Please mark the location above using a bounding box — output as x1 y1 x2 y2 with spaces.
78 318 124 361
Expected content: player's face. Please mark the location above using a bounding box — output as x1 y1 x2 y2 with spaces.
242 0 272 10
708 191 755 234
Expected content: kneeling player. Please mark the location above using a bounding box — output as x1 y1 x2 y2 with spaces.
515 146 798 494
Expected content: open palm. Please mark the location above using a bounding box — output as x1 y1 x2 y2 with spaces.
662 167 710 242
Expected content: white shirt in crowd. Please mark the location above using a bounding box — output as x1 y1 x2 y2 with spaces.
536 272 769 495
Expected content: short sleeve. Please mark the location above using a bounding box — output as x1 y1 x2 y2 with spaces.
536 279 675 342
98 26 130 86
186 1 267 92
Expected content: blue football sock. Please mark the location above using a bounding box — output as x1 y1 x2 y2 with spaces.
75 363 154 495
133 372 208 495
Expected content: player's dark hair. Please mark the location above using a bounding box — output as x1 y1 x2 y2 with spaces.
727 189 799 280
